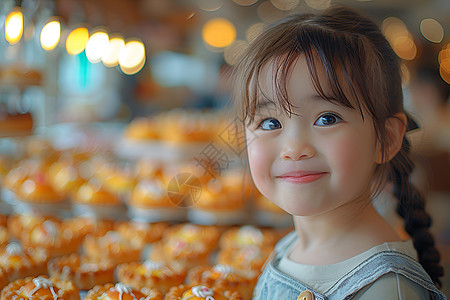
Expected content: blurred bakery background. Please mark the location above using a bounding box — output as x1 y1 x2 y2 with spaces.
0 0 449 296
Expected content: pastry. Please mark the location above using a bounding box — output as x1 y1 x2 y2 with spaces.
115 221 167 248
0 242 48 281
219 225 278 250
128 177 185 223
187 264 257 300
20 219 83 257
85 282 163 300
48 254 116 290
82 231 141 265
0 267 8 291
217 245 272 272
72 181 126 221
116 260 186 293
165 284 242 300
1 275 80 300
150 224 220 269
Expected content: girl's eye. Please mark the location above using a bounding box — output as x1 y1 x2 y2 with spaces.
257 118 282 130
314 113 342 126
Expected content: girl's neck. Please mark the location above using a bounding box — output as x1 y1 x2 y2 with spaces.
290 197 401 265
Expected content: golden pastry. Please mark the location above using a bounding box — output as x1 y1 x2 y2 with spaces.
83 231 141 265
0 242 48 281
1 275 80 300
48 254 116 290
187 265 257 300
116 260 186 294
115 221 167 248
165 284 242 300
85 282 163 300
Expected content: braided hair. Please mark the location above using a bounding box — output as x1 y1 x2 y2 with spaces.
391 137 444 288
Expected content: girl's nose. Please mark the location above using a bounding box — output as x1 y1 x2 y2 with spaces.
280 139 317 161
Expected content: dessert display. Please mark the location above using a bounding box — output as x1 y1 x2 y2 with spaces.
85 282 163 300
72 180 126 221
116 260 187 293
216 245 272 272
219 225 278 250
165 284 242 300
82 230 141 265
0 267 8 292
187 264 257 300
66 217 116 238
0 242 48 281
1 275 80 300
0 225 9 247
19 219 84 257
128 176 185 223
0 111 34 137
115 221 167 248
187 169 252 226
47 254 116 290
15 172 68 217
150 224 221 269
7 214 58 240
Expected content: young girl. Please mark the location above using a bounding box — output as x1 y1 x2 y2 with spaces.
232 6 446 300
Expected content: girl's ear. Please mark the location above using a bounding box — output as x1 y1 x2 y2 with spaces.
376 112 407 164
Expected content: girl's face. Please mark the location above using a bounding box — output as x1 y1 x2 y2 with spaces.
245 56 381 217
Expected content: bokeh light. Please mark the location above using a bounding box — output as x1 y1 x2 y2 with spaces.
224 40 248 65
304 0 331 10
202 18 236 49
257 1 285 23
119 40 146 75
85 31 109 63
271 0 299 11
232 0 259 5
102 37 125 67
5 9 23 45
439 44 450 84
66 27 89 55
382 17 417 61
196 0 223 11
40 20 61 51
420 18 444 43
246 22 265 42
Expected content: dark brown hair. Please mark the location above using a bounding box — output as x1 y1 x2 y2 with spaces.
232 6 444 287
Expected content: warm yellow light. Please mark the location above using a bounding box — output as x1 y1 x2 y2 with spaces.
420 18 444 43
202 18 236 49
5 9 23 44
66 27 89 55
102 37 125 67
438 44 450 64
85 31 109 63
119 40 146 74
40 20 61 51
391 34 417 60
440 65 450 84
224 40 248 65
271 0 299 11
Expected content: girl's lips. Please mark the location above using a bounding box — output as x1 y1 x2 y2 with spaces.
276 172 328 184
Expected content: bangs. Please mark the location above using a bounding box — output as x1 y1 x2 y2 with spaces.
233 12 386 127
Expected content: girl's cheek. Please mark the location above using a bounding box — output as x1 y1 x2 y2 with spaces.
247 138 273 196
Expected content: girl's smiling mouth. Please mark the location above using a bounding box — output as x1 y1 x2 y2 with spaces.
276 171 329 183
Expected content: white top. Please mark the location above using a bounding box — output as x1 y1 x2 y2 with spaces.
278 239 431 299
